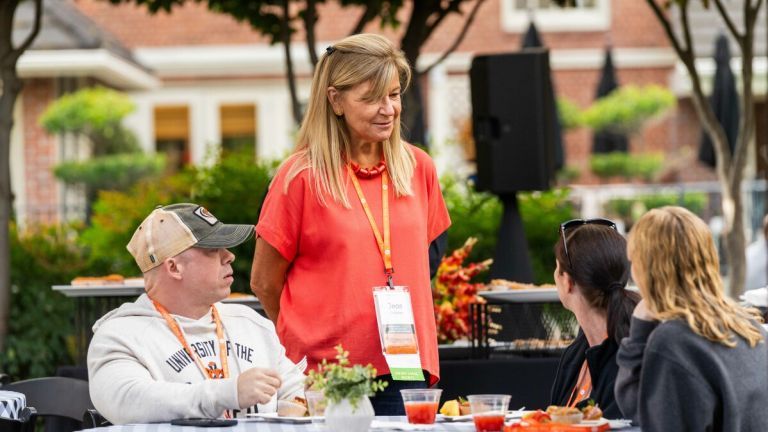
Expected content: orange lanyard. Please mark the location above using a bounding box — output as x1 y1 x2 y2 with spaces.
348 165 394 287
152 300 230 381
567 361 592 408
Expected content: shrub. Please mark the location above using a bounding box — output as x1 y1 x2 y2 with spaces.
605 192 708 227
441 176 576 284
54 153 165 191
441 176 502 266
39 87 136 150
557 97 583 130
42 87 165 218
589 152 664 181
581 85 676 134
1 224 88 379
518 189 577 284
81 173 194 277
82 150 275 292
190 151 277 292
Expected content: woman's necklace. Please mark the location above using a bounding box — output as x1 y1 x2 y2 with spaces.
350 160 387 178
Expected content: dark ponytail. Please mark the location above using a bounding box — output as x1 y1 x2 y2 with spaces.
605 285 640 344
554 224 638 344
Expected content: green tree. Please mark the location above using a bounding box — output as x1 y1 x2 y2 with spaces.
105 0 487 140
581 85 676 134
0 0 43 352
40 87 165 219
643 0 762 297
1 223 87 378
554 0 763 297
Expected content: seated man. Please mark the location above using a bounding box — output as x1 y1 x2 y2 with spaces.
88 203 305 424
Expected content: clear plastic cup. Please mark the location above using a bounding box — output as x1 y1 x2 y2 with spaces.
467 394 511 432
305 390 327 417
400 389 442 424
305 389 327 430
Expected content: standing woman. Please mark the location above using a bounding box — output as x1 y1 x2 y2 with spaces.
250 33 450 415
617 206 768 431
550 219 639 419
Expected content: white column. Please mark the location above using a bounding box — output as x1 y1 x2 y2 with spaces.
201 92 221 166
428 64 449 154
257 87 294 161
427 64 466 178
124 95 155 154
10 96 27 226
189 94 209 165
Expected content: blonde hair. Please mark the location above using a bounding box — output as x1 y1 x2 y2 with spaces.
281 33 415 207
628 206 763 348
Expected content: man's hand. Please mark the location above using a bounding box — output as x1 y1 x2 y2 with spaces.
632 299 656 321
237 367 282 409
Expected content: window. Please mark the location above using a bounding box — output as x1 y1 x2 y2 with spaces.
220 104 257 160
154 105 190 171
502 0 609 33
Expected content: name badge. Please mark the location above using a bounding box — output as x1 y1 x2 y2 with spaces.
373 286 424 381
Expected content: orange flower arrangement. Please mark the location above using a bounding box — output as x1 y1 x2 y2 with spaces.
433 237 493 344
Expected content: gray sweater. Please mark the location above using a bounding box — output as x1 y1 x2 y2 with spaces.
615 317 768 431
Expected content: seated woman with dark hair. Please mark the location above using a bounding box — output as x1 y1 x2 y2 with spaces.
549 218 639 419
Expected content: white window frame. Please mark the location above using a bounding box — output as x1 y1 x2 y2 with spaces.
501 0 610 33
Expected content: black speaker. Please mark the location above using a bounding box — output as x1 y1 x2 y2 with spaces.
470 50 556 193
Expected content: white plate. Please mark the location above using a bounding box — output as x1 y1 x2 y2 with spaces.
479 288 559 303
437 410 529 423
245 412 321 424
607 419 634 429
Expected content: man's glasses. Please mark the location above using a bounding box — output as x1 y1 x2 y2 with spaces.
559 218 618 269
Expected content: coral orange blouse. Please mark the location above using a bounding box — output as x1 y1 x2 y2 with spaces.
256 146 451 384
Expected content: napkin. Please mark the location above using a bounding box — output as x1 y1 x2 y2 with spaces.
741 287 768 307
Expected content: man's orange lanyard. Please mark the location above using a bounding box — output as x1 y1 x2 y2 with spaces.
567 361 593 408
152 300 232 417
348 165 394 287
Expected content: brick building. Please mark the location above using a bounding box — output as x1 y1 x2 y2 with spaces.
10 0 766 223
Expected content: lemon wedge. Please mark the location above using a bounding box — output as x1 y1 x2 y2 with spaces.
439 399 460 417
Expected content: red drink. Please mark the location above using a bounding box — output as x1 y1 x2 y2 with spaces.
404 402 439 424
473 413 505 432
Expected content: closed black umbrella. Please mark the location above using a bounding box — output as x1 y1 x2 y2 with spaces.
592 47 629 153
521 21 564 170
698 33 739 168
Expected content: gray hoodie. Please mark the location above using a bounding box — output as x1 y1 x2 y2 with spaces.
87 294 305 424
615 317 768 431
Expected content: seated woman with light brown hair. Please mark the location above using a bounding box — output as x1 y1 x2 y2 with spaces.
616 206 768 431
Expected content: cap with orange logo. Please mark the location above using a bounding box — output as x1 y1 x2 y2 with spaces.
127 203 254 273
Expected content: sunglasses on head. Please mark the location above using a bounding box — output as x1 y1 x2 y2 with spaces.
559 218 618 269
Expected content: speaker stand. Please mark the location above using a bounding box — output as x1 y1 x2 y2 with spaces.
489 193 535 282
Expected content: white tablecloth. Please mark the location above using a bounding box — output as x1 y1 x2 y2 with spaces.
80 416 640 431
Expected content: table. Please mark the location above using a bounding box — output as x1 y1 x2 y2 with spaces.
52 284 262 365
80 416 640 431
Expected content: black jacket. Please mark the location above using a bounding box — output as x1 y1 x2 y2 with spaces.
549 331 621 419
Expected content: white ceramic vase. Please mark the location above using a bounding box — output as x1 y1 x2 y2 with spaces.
324 396 374 432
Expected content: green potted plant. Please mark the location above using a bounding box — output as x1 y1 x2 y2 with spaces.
307 345 387 431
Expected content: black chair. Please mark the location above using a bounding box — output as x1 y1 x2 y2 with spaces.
3 377 94 432
82 409 111 429
0 407 36 432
